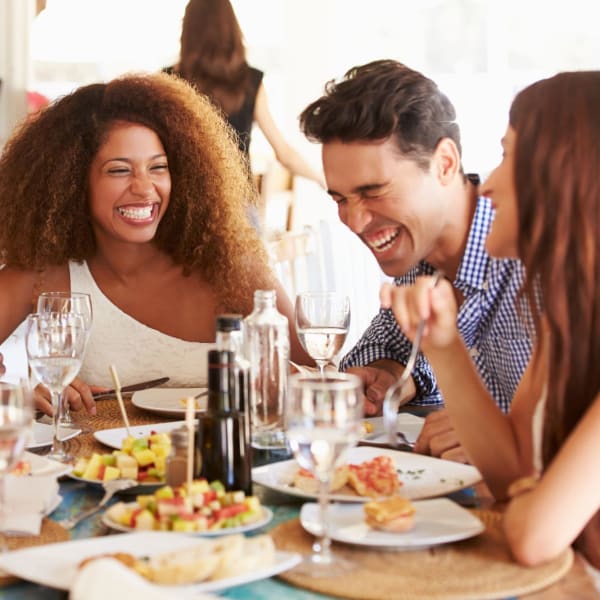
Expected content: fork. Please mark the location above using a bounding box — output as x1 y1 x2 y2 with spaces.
383 271 442 447
58 479 136 530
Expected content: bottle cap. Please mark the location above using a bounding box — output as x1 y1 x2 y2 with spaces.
216 314 243 332
170 425 189 447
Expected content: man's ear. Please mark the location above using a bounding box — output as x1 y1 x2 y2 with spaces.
433 138 461 185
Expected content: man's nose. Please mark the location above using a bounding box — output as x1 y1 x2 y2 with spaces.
342 200 372 233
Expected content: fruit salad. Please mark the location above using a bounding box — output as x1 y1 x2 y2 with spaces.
106 479 263 532
72 432 171 483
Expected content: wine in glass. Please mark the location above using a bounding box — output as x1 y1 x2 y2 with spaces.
295 292 350 378
25 312 86 462
36 292 92 427
286 372 362 576
0 382 34 540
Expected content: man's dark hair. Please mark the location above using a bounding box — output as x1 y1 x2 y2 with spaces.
300 59 461 171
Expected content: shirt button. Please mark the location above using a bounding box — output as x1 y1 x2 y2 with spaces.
482 280 489 291
469 347 480 358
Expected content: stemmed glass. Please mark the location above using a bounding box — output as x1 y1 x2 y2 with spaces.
0 382 34 544
25 312 87 462
295 292 350 378
286 372 362 576
36 292 92 427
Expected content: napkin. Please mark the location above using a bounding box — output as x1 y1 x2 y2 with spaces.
0 474 60 536
70 558 219 600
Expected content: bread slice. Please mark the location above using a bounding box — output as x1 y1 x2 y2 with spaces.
364 495 415 532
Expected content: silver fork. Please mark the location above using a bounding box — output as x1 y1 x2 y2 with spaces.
383 271 442 447
58 479 136 530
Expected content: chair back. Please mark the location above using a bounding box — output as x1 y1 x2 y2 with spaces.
266 226 325 300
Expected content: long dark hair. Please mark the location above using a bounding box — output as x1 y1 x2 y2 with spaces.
178 0 250 115
510 71 600 467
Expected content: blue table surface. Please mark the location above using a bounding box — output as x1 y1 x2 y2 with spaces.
1 441 498 600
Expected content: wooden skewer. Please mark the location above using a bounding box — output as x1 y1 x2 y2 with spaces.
185 396 195 491
109 364 131 437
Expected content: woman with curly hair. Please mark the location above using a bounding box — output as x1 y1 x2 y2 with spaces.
0 71 310 416
165 0 325 188
381 71 600 578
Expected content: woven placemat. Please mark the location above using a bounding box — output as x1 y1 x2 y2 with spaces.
0 518 69 586
271 509 574 600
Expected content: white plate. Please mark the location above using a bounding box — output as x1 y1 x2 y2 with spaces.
252 446 481 501
94 421 192 450
28 421 82 450
21 451 72 479
362 414 425 444
300 498 484 549
132 388 208 418
102 506 274 536
0 531 301 592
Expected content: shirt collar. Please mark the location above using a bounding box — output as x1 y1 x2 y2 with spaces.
454 196 494 292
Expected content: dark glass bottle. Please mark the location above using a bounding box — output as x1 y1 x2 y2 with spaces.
195 349 252 495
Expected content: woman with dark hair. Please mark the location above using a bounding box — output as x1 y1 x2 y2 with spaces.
166 0 324 187
0 71 310 416
382 71 600 576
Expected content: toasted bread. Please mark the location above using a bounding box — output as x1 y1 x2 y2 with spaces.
364 495 415 532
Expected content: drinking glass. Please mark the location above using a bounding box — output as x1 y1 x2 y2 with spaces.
36 292 92 427
0 382 34 543
25 312 86 462
286 372 362 576
295 292 350 378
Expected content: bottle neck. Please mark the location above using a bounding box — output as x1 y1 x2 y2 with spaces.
207 350 236 412
216 330 243 354
253 291 276 312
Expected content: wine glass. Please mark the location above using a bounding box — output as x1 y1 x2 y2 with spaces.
0 382 34 543
286 372 362 576
36 292 92 427
25 312 87 462
295 292 350 378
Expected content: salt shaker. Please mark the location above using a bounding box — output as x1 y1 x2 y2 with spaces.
166 425 191 488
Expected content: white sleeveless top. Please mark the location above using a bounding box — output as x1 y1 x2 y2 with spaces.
70 261 211 388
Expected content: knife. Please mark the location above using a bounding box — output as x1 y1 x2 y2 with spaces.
92 377 170 400
356 440 414 453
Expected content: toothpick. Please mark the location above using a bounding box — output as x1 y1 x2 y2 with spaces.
185 396 195 491
109 364 131 436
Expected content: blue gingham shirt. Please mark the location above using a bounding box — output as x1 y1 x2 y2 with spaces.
340 196 533 413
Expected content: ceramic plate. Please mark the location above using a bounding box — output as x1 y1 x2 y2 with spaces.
300 498 484 549
21 451 72 479
102 506 273 536
0 531 301 592
362 414 425 444
252 446 481 502
94 421 193 450
131 388 208 418
28 421 82 450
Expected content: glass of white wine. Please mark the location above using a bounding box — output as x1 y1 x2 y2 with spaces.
295 292 350 378
36 292 93 427
0 381 34 541
286 372 362 576
25 312 86 462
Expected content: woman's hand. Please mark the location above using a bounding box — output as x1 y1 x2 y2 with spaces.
34 377 98 417
379 276 460 352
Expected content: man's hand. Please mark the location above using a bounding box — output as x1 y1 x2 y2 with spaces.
414 408 471 463
34 377 99 417
0 352 5 377
346 360 415 416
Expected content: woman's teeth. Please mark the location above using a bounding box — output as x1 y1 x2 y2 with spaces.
117 205 153 220
366 229 400 252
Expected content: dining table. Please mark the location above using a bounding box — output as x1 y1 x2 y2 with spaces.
0 398 596 600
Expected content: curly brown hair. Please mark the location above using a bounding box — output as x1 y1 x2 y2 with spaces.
300 59 462 172
0 71 272 314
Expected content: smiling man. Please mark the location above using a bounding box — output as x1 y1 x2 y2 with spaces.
300 60 533 461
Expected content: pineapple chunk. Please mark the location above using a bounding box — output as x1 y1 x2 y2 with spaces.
103 465 121 481
132 448 156 467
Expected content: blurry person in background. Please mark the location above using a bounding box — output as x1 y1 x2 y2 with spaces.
165 0 325 196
